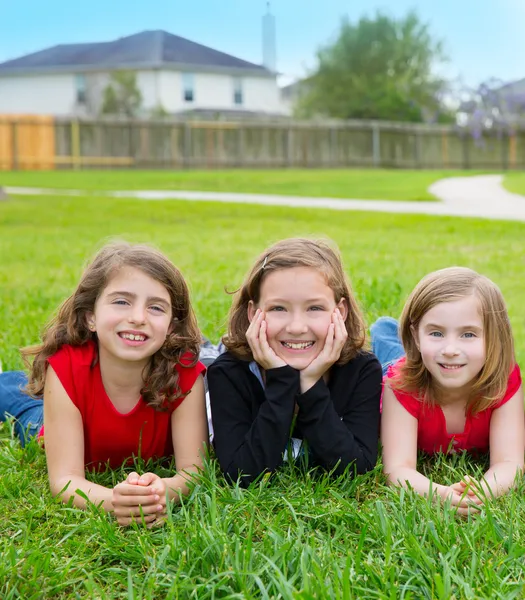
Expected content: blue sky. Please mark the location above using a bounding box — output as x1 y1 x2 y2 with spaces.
1 0 523 88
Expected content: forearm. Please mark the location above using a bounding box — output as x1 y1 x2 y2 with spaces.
297 379 379 474
481 461 524 498
386 466 447 499
50 474 114 511
210 365 299 485
162 469 199 503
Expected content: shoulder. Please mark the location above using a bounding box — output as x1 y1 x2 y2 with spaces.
207 352 257 401
495 363 522 408
208 351 250 376
337 350 382 378
47 340 97 372
174 352 206 395
384 357 422 418
46 340 98 403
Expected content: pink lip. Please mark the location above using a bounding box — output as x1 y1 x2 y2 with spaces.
118 331 149 346
279 341 315 353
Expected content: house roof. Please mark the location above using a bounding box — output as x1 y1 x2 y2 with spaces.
0 30 272 77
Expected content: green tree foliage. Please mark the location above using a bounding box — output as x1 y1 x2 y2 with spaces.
297 11 448 122
101 71 143 117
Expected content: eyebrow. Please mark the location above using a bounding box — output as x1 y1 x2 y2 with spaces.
264 297 330 304
106 291 171 305
423 323 483 331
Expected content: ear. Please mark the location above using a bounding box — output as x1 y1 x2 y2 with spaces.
167 316 179 335
86 312 96 332
247 300 257 323
410 324 420 351
337 298 348 321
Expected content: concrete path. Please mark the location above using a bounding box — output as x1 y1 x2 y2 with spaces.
5 174 525 222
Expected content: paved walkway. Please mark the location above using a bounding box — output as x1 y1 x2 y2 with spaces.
5 174 525 222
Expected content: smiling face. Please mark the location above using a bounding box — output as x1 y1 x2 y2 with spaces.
88 266 173 369
414 295 486 397
248 266 347 370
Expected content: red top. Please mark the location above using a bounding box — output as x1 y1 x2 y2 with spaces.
44 341 205 470
386 359 521 454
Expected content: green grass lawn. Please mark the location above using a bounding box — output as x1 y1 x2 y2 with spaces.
2 186 525 598
0 168 490 201
504 172 525 196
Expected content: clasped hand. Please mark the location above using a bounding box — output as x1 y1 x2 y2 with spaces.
112 472 168 527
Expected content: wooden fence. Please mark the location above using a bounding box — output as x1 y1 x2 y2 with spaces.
1 115 524 170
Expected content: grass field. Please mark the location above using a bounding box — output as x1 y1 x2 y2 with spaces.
0 168 490 201
504 173 525 196
2 175 525 598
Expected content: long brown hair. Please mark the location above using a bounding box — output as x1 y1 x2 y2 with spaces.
223 237 367 364
23 242 201 409
392 267 515 414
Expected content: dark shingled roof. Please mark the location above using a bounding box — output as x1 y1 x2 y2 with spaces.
0 30 271 76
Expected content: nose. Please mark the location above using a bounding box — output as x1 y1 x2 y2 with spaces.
441 342 460 357
129 303 147 325
285 312 308 335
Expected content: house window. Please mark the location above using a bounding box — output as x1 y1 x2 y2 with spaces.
182 73 194 102
76 74 87 104
233 77 243 105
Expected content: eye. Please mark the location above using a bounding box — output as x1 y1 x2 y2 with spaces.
112 299 129 306
429 331 443 337
462 332 477 338
149 305 167 313
308 305 326 311
268 306 285 312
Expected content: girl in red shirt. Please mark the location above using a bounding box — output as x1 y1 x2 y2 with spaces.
372 267 524 515
0 242 207 527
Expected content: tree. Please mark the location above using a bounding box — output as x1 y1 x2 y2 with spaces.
101 71 142 117
457 78 525 139
296 11 448 122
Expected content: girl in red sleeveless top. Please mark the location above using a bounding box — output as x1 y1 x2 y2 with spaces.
0 242 207 527
374 267 524 515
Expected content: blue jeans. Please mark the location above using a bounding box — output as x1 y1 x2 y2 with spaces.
0 371 43 446
370 317 405 377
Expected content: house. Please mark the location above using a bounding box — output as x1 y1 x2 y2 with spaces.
0 30 285 117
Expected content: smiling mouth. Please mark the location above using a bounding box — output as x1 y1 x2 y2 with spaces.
119 332 148 342
281 341 314 350
438 363 465 370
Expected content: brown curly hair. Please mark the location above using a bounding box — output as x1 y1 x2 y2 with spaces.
22 242 201 409
223 237 367 364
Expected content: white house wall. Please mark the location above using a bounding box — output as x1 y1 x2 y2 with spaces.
0 74 76 115
157 70 284 114
0 69 285 116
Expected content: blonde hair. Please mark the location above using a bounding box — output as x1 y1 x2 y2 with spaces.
223 237 366 364
23 242 201 409
392 266 515 414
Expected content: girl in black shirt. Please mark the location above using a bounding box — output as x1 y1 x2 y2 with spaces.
207 238 381 485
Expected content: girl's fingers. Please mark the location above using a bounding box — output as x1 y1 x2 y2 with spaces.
114 483 157 497
114 491 159 507
114 502 164 517
117 513 159 527
138 472 158 486
126 472 140 484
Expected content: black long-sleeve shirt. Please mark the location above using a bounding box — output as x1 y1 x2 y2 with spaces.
207 351 382 485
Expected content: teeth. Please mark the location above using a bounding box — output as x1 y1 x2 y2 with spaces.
121 333 146 341
282 342 314 350
440 364 463 370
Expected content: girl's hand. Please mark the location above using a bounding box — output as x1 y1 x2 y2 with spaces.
300 308 347 393
453 476 487 503
440 483 483 516
246 309 286 370
112 474 165 527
